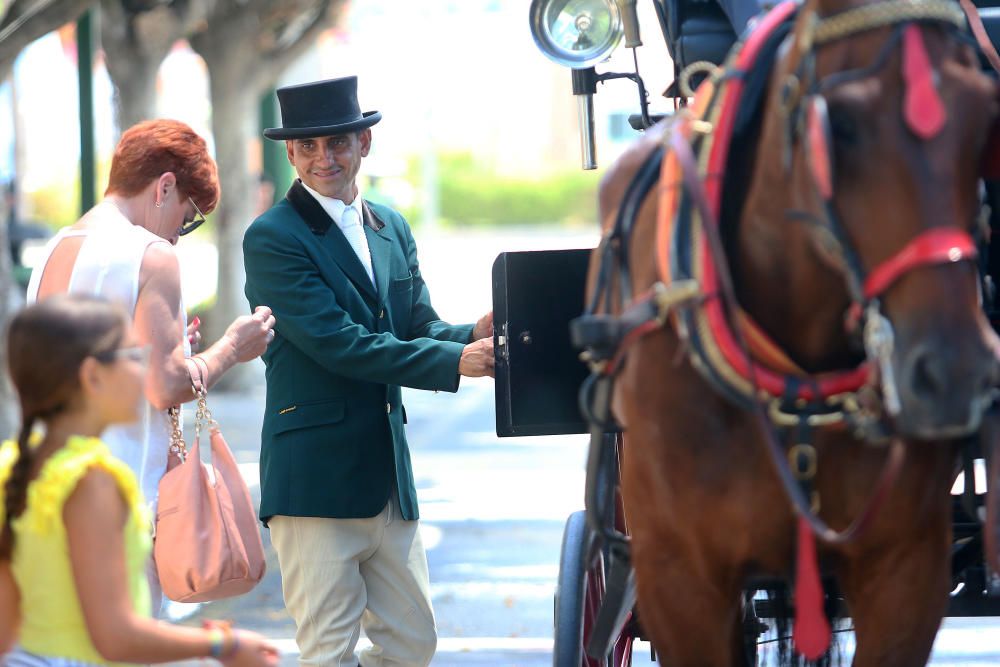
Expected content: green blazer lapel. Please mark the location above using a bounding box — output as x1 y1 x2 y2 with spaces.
285 180 378 301
363 201 392 301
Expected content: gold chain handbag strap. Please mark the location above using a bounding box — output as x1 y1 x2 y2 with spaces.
168 404 188 463
193 387 217 442
168 357 213 463
188 355 219 444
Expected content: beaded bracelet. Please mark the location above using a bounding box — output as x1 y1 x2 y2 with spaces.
205 621 239 660
222 631 240 660
207 628 226 659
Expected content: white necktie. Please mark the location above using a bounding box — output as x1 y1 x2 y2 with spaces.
340 206 375 286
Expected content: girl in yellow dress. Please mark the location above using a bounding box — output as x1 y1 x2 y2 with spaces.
0 296 278 666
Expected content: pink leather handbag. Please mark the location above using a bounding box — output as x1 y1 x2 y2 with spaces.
154 370 265 603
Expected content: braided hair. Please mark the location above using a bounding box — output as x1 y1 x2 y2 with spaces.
0 296 126 561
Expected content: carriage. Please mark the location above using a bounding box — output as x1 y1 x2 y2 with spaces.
492 0 1000 664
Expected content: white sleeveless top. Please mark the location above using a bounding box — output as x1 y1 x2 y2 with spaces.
25 209 190 515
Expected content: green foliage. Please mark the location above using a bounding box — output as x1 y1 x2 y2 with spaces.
22 159 111 230
415 152 600 227
25 179 80 230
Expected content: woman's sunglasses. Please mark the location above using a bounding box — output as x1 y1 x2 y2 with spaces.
180 197 207 236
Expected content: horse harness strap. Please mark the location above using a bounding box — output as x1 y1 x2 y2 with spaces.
572 280 701 375
574 0 972 546
658 81 908 549
571 1 981 659
959 0 1000 74
788 0 977 310
809 0 965 46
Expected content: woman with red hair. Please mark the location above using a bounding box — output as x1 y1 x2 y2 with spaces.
24 119 276 613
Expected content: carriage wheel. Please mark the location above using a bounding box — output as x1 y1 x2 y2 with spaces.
553 510 607 667
741 591 762 666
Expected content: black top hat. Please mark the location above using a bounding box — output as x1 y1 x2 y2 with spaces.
264 76 381 141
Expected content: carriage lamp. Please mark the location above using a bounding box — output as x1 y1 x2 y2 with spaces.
530 0 654 170
529 0 624 68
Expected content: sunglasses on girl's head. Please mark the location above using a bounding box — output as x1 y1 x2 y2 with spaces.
93 345 152 365
180 197 207 236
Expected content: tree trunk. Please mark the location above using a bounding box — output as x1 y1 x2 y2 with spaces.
11 72 27 220
0 180 21 438
100 0 199 132
203 65 259 391
188 0 342 391
0 0 96 79
0 73 23 437
105 53 159 131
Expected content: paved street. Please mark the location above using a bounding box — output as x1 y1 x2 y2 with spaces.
161 229 1000 666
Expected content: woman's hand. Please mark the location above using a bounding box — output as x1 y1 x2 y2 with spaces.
223 306 276 363
220 629 280 666
186 316 202 352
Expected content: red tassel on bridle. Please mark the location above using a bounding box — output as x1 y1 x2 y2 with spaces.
902 24 946 139
793 516 832 660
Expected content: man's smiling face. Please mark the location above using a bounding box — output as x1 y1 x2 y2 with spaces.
286 129 371 203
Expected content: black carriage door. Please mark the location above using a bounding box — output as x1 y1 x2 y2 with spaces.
492 249 593 437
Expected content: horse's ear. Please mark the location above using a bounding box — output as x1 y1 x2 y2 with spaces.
805 95 834 200
982 81 1000 181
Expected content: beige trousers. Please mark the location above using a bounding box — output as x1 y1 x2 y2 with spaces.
269 506 437 667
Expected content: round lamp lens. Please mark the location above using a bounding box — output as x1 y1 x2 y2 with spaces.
530 0 622 68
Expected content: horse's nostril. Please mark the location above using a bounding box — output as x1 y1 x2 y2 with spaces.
905 347 998 405
910 352 945 400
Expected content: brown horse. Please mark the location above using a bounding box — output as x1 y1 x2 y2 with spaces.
589 0 1000 664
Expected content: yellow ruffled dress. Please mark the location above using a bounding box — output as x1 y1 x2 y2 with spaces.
0 435 152 665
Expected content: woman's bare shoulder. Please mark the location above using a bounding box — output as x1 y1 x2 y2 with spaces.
138 240 181 290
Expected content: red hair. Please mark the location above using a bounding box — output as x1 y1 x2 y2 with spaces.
106 119 220 214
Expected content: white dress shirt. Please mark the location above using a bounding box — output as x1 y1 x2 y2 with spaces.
300 181 375 285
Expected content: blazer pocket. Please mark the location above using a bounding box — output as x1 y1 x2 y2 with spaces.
389 274 413 293
273 398 346 435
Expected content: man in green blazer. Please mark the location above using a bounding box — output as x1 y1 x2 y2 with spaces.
243 76 494 667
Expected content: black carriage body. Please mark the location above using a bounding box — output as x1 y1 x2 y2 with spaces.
492 249 593 437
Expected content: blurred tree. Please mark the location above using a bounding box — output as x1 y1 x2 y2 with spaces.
99 0 344 389
100 0 208 130
0 0 95 78
0 1 97 436
188 0 344 389
0 181 16 438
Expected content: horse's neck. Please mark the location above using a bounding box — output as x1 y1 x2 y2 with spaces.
734 225 858 373
733 153 860 373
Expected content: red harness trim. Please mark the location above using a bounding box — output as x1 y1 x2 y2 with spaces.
863 227 977 299
691 0 870 402
673 3 977 403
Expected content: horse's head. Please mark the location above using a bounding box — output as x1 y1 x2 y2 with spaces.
746 0 1000 440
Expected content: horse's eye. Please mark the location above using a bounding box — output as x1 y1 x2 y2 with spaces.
828 105 860 147
955 43 978 69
